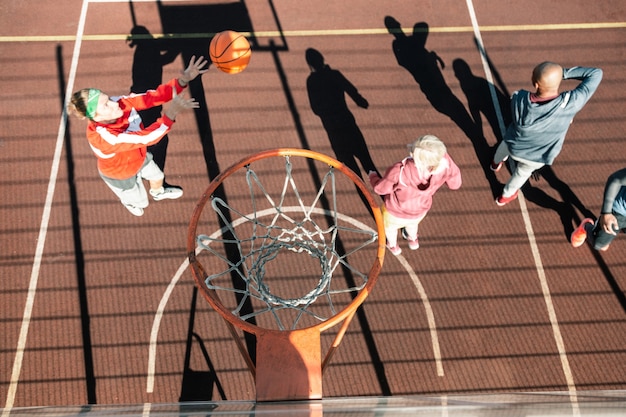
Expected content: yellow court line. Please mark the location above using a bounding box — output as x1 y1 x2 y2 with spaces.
1 22 625 42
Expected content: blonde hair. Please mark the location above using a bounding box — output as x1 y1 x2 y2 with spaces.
67 89 91 120
408 135 446 169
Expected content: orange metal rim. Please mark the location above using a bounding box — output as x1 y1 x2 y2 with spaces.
186 148 386 335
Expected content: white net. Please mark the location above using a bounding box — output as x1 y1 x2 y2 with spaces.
195 154 379 331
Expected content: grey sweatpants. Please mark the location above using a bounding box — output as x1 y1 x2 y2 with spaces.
99 153 164 209
494 141 545 197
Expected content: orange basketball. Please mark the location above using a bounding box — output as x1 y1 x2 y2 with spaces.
209 30 251 74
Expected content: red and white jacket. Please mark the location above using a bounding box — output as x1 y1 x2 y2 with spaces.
86 78 186 179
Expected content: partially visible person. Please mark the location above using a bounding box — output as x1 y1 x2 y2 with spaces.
571 167 626 251
68 56 208 216
368 135 462 255
491 62 602 206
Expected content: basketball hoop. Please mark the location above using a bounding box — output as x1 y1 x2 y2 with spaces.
187 148 385 401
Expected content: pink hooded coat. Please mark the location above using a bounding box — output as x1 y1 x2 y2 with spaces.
370 153 461 219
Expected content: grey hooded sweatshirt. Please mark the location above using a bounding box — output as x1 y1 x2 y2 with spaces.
504 66 603 165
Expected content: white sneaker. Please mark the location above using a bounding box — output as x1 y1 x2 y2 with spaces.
150 186 183 201
124 204 144 216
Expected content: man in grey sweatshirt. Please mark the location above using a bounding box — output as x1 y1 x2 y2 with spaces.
491 62 603 206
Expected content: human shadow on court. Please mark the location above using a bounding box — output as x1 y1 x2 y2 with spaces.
384 17 481 142
452 57 510 197
128 25 180 184
305 48 380 215
452 58 511 145
154 0 259 180
305 48 379 178
521 167 596 239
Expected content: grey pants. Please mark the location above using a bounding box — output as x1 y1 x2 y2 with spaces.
99 154 164 209
592 212 626 250
494 141 545 197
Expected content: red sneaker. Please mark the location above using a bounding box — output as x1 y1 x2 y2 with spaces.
490 156 508 172
571 218 594 248
490 160 503 172
495 191 519 206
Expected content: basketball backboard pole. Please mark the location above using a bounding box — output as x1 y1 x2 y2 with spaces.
256 329 322 401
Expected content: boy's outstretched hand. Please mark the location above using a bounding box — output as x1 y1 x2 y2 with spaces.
165 89 200 120
179 55 210 85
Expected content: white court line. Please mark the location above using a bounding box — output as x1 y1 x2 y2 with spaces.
394 254 445 376
2 1 88 415
465 0 579 413
146 257 189 394
2 21 624 43
146 207 444 392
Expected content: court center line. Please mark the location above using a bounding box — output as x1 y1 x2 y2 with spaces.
1 21 624 43
2 1 88 415
466 0 579 413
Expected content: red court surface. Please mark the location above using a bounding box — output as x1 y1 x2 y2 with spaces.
1 0 626 413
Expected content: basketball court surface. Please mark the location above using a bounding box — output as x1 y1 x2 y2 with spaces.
2 0 626 415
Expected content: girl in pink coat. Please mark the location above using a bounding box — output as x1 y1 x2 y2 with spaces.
369 135 462 255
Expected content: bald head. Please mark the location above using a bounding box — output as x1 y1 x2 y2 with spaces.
532 61 563 96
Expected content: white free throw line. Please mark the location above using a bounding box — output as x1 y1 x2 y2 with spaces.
147 207 444 392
